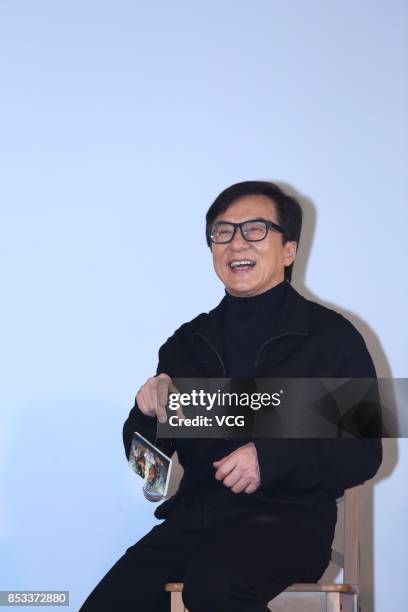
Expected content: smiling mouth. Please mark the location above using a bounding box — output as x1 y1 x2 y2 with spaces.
228 259 257 271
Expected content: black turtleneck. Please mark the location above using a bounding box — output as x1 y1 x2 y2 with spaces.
222 280 289 377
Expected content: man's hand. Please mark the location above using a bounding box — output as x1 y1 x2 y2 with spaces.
135 373 183 424
213 442 261 494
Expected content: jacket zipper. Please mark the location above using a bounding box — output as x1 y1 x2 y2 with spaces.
194 332 229 439
193 332 226 377
195 330 308 377
254 331 308 374
194 330 306 444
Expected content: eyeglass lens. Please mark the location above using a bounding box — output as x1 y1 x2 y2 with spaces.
211 220 267 243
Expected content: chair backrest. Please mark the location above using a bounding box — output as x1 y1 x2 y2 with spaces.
331 484 362 587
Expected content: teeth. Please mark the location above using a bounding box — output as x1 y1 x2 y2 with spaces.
230 260 255 268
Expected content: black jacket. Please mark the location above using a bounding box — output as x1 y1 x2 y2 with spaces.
123 284 382 518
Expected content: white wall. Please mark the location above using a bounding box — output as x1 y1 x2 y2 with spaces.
0 1 406 610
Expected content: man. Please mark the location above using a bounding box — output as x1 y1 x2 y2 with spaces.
80 181 382 611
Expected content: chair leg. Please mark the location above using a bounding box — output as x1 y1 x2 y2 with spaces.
340 593 358 612
326 592 357 612
171 591 187 612
326 592 340 612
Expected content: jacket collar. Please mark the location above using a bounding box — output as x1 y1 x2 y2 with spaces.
192 282 309 361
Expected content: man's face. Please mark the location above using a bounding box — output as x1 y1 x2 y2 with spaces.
210 195 297 297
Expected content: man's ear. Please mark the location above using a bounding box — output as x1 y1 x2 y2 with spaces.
284 241 297 265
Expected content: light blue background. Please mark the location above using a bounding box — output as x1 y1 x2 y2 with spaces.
1 1 407 610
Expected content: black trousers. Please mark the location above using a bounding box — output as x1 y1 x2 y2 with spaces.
79 485 337 612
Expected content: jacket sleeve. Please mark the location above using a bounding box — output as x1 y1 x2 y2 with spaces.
254 322 383 497
122 340 176 461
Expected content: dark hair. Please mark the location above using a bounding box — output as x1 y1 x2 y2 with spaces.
205 180 303 281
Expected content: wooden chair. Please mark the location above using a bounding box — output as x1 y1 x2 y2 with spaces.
165 484 362 612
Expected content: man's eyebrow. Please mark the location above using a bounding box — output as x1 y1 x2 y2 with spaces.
213 217 273 224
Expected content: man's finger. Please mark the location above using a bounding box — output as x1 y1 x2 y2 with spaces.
138 386 155 417
223 468 244 490
214 456 237 480
213 453 231 467
157 376 170 406
156 377 186 423
231 475 250 494
156 377 169 423
244 482 258 494
175 405 185 422
168 380 186 422
169 380 181 395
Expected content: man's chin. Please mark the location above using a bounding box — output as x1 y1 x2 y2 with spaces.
225 281 259 297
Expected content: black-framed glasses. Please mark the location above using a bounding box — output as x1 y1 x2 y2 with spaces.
208 218 285 244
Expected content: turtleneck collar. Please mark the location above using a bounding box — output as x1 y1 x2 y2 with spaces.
224 279 289 315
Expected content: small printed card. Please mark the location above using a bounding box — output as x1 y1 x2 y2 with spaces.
128 431 172 499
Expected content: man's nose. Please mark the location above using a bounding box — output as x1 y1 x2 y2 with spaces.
230 228 249 249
